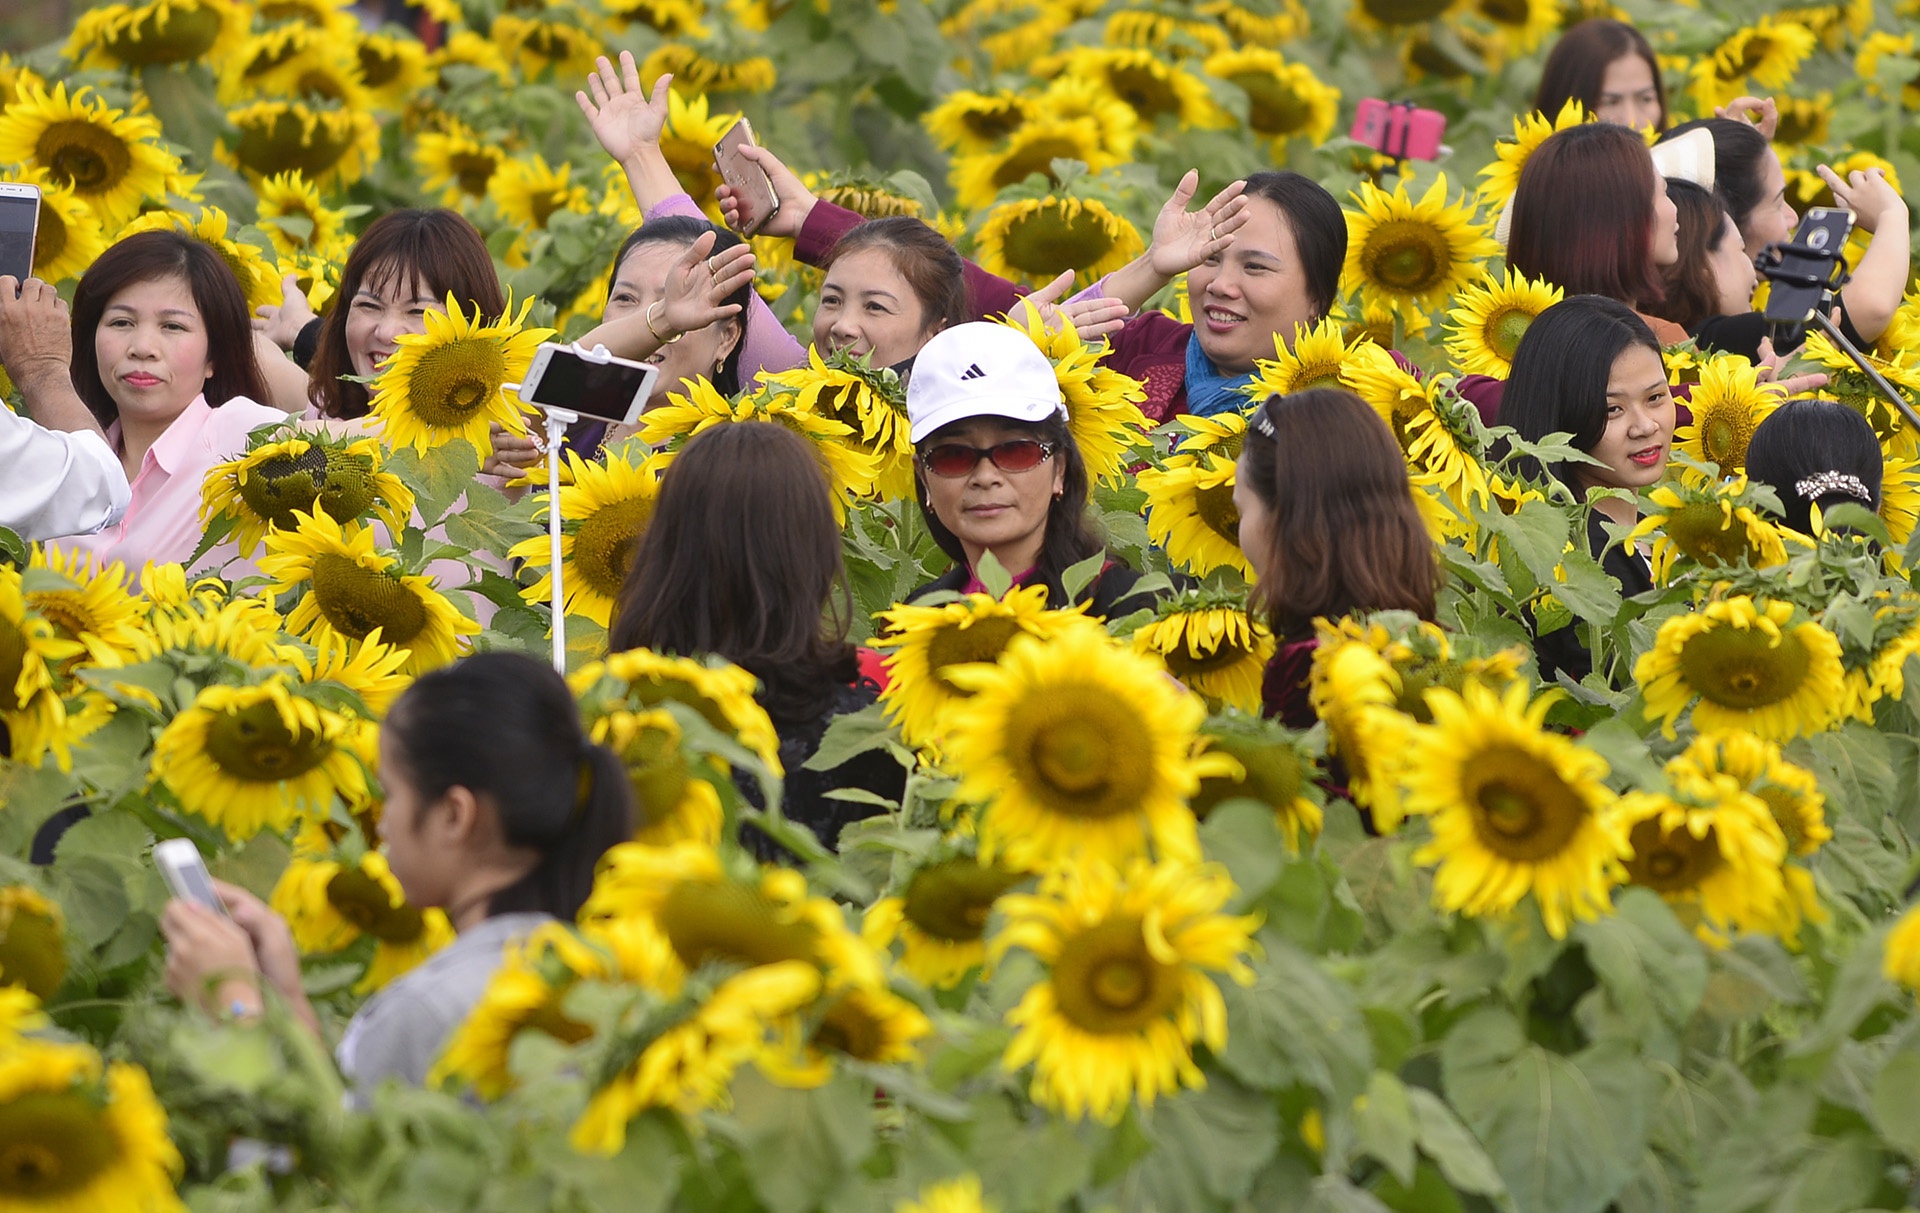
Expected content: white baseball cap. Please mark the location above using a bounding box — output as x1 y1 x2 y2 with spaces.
906 322 1066 444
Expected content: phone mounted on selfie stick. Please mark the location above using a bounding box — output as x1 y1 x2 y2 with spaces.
1756 206 1920 434
507 341 660 674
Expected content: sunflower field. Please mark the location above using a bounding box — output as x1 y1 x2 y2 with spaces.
11 0 1920 1207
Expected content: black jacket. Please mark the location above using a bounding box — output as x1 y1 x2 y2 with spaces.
737 673 906 862
906 559 1163 619
1533 511 1654 685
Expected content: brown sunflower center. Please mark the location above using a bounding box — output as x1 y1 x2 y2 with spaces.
0 1092 116 1197
203 696 331 782
1625 817 1721 893
231 104 359 179
30 206 66 273
962 104 1027 145
1005 688 1154 819
618 725 694 829
401 338 507 429
570 495 654 600
1194 478 1241 543
1051 916 1184 1033
992 136 1086 193
1363 221 1451 294
1758 787 1810 851
0 898 68 1000
1664 502 1761 567
658 878 821 971
1677 623 1810 709
813 996 887 1060
20 593 92 651
310 552 429 645
325 867 426 942
1192 732 1303 819
902 858 1021 941
0 621 33 714
357 44 404 88
101 3 225 63
1463 745 1587 862
1358 0 1456 25
1487 305 1535 362
1000 203 1123 280
239 447 381 530
36 121 132 194
924 616 1023 693
1232 72 1310 136
1477 0 1531 26
1105 64 1182 121
1160 632 1257 680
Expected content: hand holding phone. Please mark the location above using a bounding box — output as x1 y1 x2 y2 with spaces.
155 838 232 918
0 182 41 293
713 119 782 237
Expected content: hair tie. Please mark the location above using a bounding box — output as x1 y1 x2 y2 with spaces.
1251 404 1277 438
1793 470 1872 503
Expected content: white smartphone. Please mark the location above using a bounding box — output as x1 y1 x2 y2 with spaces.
0 181 40 286
712 118 780 237
518 342 661 426
154 838 231 918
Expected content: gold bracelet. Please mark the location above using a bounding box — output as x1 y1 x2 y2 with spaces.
645 300 683 345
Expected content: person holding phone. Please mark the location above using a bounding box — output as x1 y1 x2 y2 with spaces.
161 651 634 1101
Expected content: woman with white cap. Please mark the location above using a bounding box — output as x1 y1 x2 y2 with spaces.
903 322 1160 618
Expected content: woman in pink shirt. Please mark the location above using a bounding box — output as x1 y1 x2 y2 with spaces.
32 231 284 582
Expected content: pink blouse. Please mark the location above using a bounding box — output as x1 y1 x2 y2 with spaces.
53 393 288 585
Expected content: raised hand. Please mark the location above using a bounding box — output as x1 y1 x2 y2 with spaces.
577 51 668 164
1817 163 1907 234
1755 336 1829 397
1008 270 1132 343
662 229 757 334
254 272 315 351
1714 95 1779 139
716 142 816 240
1148 171 1249 278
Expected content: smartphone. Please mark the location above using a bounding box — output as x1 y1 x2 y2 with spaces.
0 182 40 287
518 342 661 426
154 838 231 918
1759 206 1855 349
1349 99 1447 161
713 118 781 238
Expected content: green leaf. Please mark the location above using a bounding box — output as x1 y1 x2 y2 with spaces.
139 64 230 163
1198 800 1287 911
1217 930 1371 1103
805 701 910 772
1573 888 1710 1040
974 549 1014 598
1551 548 1624 625
1441 1008 1657 1213
1870 1047 1920 1156
1062 549 1109 603
539 1108 682 1213
1124 1074 1278 1212
727 1068 876 1213
1352 1071 1417 1185
1406 1087 1508 1199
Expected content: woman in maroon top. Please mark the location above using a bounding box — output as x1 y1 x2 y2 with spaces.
1232 388 1441 726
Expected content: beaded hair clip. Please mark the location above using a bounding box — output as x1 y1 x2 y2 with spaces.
1793 470 1873 502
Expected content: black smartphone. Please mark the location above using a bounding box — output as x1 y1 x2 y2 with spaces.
1760 206 1854 349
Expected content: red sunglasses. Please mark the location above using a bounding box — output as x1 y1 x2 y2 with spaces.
919 439 1055 478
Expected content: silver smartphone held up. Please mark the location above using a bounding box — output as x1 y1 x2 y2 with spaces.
517 342 661 427
0 181 41 287
154 838 231 918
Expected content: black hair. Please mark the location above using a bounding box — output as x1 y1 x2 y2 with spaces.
609 216 752 395
1659 118 1774 240
1241 171 1347 320
914 409 1107 608
1500 294 1663 492
383 651 633 920
1745 398 1884 535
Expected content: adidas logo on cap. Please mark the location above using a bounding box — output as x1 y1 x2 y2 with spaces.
959 363 986 381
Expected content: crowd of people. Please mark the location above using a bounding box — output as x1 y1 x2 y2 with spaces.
2 12 1915 1100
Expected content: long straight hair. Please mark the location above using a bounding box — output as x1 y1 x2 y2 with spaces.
69 231 269 430
913 409 1106 609
1239 388 1439 638
382 651 633 921
608 422 856 723
1533 19 1668 132
309 209 505 419
1508 123 1666 309
607 216 752 396
1500 295 1662 491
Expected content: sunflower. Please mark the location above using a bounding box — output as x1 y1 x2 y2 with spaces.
1046 47 1227 130
1635 596 1847 742
760 347 914 500
924 89 1036 155
570 959 820 1155
0 887 68 1000
1803 332 1920 456
587 708 726 847
1473 0 1558 52
1129 591 1276 713
0 83 180 225
812 177 928 221
1628 477 1792 584
1444 269 1562 379
0 1040 183 1212
1859 33 1920 107
872 584 1100 749
1617 785 1793 942
1190 716 1322 847
1035 76 1140 158
144 594 300 672
943 627 1225 870
639 378 882 516
1404 680 1626 938
1001 310 1150 487
253 170 349 259
1886 905 1920 993
761 985 934 1086
951 118 1119 212
1340 358 1491 522
244 43 374 111
413 122 506 205
1103 10 1231 57
1707 16 1817 92
576 648 783 775
488 155 592 236
260 508 480 674
256 0 359 33
2 166 108 286
1477 101 1592 208
974 196 1144 288
605 0 709 36
271 852 455 992
490 11 605 81
293 631 413 718
0 987 48 1040
1673 357 1780 475
23 545 148 668
0 566 88 770
201 431 413 558
430 30 514 87
221 100 379 191
1200 48 1339 158
898 1175 995 1213
653 90 739 211
863 856 1026 989
0 56 45 110
353 30 431 108
149 677 373 841
1770 93 1834 151
431 922 608 1099
369 294 553 457
508 449 666 628
115 206 282 314
1137 458 1250 578
1344 175 1500 328
1161 408 1253 469
993 857 1256 1122
1245 317 1397 399
1348 0 1461 29
1667 730 1829 857
640 42 777 97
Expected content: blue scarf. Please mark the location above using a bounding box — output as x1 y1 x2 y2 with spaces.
1183 333 1255 417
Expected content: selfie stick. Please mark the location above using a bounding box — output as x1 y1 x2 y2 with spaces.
1758 242 1920 433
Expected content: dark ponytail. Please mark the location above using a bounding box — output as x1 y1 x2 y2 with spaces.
383 651 634 921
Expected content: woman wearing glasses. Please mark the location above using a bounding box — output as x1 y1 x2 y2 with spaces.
903 322 1160 618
